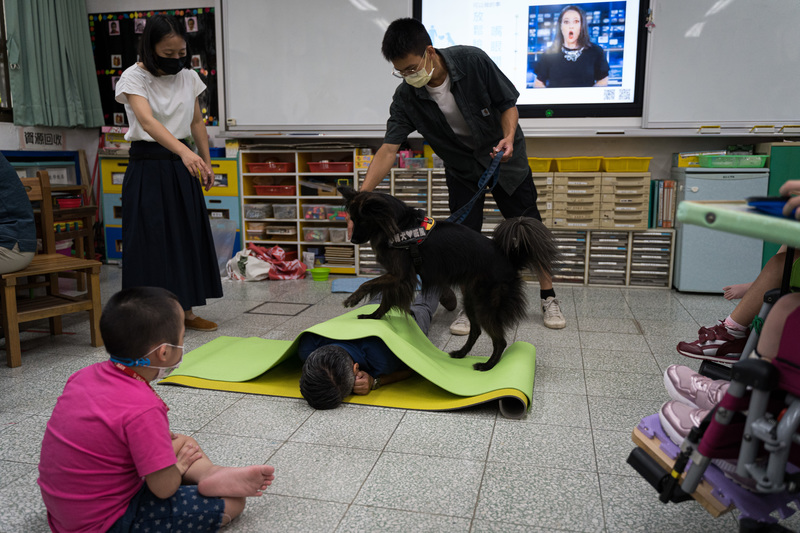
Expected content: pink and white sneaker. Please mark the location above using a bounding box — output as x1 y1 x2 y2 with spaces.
658 400 759 491
676 320 748 364
663 365 730 410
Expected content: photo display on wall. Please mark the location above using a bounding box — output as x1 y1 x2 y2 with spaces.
88 8 218 127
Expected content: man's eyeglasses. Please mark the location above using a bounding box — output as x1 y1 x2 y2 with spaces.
391 52 427 79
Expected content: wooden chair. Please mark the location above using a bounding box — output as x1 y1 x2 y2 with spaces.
1 171 103 367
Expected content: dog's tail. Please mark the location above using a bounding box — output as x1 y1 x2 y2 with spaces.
493 217 560 277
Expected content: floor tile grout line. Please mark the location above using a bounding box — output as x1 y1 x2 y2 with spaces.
338 409 409 528
469 411 499 529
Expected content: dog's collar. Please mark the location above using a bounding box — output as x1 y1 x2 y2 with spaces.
389 216 436 249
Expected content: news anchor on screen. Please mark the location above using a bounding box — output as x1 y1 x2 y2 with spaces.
533 4 609 88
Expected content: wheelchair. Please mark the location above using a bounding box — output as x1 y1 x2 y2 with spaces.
628 248 800 532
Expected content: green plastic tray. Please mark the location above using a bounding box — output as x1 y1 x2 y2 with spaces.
676 201 800 248
697 154 767 168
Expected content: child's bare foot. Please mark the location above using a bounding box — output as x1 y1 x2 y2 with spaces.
197 465 275 498
723 283 752 300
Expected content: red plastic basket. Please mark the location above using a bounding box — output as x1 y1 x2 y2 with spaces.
254 185 296 196
247 162 294 173
307 161 353 173
56 198 82 209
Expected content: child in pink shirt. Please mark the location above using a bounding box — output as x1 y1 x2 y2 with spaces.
38 287 275 532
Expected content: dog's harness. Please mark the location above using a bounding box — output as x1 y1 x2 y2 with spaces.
389 216 436 270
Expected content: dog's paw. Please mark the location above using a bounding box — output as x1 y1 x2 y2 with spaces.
357 312 383 320
343 295 361 308
448 349 467 359
473 361 494 372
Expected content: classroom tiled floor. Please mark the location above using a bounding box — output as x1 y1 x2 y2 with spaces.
1 266 798 532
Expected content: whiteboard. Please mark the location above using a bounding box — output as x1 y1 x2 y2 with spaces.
220 0 411 132
643 0 800 129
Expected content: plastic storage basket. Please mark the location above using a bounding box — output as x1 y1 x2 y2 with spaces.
307 161 354 173
272 204 297 219
265 225 297 237
328 227 348 242
698 154 767 168
601 157 653 172
555 157 603 172
326 205 347 220
303 204 329 220
528 157 554 172
402 157 428 169
246 162 294 173
304 228 329 242
244 203 273 219
254 185 296 196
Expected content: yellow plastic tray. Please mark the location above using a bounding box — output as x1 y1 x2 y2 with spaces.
527 157 554 172
601 157 652 172
555 157 602 172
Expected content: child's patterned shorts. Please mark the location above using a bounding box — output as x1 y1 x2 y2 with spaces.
107 483 225 532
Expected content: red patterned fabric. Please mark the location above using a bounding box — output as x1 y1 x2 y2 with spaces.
247 243 307 280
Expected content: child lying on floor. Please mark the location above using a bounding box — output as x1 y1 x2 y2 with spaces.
37 287 275 532
298 290 441 409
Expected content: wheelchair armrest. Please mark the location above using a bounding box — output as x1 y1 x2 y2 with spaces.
730 358 779 391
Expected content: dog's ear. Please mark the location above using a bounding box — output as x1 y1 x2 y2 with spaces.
338 186 357 204
361 195 401 236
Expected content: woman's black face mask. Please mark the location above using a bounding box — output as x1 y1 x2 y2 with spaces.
155 55 187 75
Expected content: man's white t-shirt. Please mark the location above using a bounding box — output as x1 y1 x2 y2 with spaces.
115 64 206 142
425 74 474 148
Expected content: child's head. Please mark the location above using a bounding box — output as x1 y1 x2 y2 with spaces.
299 345 355 409
138 14 189 76
100 287 184 364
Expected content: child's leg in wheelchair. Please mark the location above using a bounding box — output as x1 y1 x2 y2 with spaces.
730 249 800 327
754 292 800 360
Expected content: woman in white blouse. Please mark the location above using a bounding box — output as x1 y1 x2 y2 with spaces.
115 15 222 332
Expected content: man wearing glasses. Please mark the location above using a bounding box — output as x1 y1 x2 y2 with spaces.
359 17 566 332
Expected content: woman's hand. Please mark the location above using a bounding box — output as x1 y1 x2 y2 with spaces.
201 160 215 192
352 370 374 395
180 151 213 187
780 180 800 219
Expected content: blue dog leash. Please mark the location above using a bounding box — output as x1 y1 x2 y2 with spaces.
446 150 505 224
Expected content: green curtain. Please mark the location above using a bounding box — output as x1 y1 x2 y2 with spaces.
6 0 104 127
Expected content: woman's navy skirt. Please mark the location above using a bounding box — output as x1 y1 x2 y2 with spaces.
121 141 223 310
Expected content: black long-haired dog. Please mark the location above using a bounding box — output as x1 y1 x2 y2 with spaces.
339 186 559 371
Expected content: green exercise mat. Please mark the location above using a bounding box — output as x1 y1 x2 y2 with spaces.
159 305 536 418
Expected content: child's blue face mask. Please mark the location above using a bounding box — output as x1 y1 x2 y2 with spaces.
110 343 184 381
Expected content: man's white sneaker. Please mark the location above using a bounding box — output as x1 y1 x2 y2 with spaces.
542 297 566 329
450 311 470 335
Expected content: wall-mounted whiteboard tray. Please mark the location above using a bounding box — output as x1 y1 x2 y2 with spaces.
642 0 800 129
676 201 800 248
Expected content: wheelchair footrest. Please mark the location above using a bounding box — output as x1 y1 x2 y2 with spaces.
631 417 732 517
632 413 800 522
626 447 693 503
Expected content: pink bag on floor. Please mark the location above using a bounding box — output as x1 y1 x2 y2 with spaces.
247 243 308 280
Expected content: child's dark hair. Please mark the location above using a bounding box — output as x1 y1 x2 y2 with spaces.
381 18 432 62
138 14 188 76
299 345 355 410
100 287 182 361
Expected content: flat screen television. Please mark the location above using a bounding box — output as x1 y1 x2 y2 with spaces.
413 0 649 119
